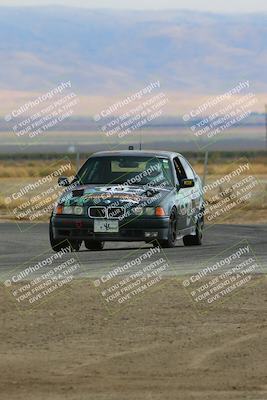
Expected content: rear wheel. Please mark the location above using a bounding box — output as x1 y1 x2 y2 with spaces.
158 208 177 248
183 217 203 246
84 240 105 251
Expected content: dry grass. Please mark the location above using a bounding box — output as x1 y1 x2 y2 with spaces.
0 160 76 178
0 158 267 178
193 162 267 176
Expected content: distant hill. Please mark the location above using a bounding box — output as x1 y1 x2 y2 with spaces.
0 7 266 94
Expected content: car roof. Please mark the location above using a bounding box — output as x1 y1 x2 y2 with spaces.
90 150 181 159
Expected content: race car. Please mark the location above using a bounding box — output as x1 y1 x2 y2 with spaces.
50 150 205 251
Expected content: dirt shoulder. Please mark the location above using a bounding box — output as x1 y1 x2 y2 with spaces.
0 277 267 400
216 209 267 225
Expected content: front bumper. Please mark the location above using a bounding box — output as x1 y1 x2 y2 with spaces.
51 215 170 242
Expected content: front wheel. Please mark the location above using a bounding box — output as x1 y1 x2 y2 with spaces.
158 208 177 248
49 221 82 252
183 218 203 246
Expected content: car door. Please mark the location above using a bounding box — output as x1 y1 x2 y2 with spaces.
172 156 200 230
178 156 202 227
172 156 191 230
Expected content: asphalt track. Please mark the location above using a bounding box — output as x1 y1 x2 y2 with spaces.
0 223 266 282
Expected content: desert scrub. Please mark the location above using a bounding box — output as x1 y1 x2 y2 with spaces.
0 160 76 178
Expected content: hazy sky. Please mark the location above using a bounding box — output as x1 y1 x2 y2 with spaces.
0 0 267 13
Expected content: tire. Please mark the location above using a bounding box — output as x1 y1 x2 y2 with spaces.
49 221 82 252
70 240 82 252
183 217 203 246
84 240 105 251
158 208 178 248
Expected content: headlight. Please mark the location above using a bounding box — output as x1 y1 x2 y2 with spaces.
131 207 163 216
73 206 83 215
63 206 73 214
132 207 144 216
144 207 165 216
144 207 155 216
56 206 84 215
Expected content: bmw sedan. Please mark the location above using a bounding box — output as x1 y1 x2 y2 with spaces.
50 150 205 251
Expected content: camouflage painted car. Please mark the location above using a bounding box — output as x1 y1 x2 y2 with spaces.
50 150 205 251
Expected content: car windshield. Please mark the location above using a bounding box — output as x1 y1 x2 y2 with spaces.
75 156 174 187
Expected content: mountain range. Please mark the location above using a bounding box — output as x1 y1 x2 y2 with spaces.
0 7 266 96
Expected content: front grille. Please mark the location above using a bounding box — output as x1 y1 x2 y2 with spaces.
89 207 106 218
88 206 125 219
107 207 125 219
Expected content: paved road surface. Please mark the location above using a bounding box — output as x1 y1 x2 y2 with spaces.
0 223 266 282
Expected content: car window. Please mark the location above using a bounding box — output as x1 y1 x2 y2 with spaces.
173 157 186 183
75 156 174 186
179 157 195 180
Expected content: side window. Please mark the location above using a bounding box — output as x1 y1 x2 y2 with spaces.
161 159 174 186
179 157 195 180
173 157 186 184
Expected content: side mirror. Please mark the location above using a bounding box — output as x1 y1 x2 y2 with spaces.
180 179 195 189
58 176 70 187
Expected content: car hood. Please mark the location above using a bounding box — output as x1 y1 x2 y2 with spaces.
59 184 173 208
